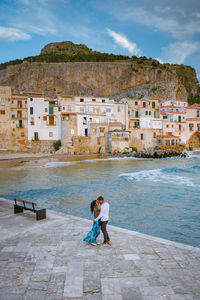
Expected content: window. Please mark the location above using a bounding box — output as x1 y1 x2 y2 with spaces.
80 107 84 112
1 98 5 104
63 106 65 110
198 124 200 130
96 118 99 123
102 99 105 103
135 101 138 105
30 107 33 115
71 129 74 135
100 128 104 133
118 105 121 112
152 102 155 108
106 108 111 113
172 125 173 128
19 120 23 128
92 99 96 102
21 132 24 137
145 111 148 115
1 87 5 93
49 107 54 115
189 123 194 131
135 111 139 118
43 116 47 121
93 128 97 134
30 98 33 101
140 133 143 140
153 132 156 138
165 140 170 146
0 110 5 115
49 132 53 137
166 124 169 128
80 98 84 102
179 125 181 131
149 111 151 115
143 102 146 108
66 105 71 111
163 116 167 119
45 108 48 113
178 116 181 122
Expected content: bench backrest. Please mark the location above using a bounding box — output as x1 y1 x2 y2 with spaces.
13 198 37 206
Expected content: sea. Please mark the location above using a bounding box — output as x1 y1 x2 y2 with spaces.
0 152 200 247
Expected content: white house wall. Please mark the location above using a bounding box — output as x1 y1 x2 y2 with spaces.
28 97 60 141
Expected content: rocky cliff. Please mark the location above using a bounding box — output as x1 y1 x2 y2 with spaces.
0 42 199 100
40 41 94 56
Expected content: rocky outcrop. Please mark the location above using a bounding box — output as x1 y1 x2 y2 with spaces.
40 41 94 56
0 43 199 100
112 149 188 159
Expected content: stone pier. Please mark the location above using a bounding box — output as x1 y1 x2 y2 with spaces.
0 198 200 300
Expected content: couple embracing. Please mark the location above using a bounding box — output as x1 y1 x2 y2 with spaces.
84 196 110 246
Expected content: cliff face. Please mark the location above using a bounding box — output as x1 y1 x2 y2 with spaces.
0 60 199 100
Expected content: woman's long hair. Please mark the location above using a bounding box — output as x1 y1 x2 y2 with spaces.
90 200 97 214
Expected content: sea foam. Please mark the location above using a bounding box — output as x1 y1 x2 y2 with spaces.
119 168 196 187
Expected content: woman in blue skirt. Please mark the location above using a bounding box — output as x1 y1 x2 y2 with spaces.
83 200 100 246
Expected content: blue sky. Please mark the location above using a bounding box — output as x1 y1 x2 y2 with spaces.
0 0 200 80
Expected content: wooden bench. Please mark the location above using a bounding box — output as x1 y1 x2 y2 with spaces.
13 198 46 220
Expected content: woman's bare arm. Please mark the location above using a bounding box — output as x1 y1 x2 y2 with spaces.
94 206 99 218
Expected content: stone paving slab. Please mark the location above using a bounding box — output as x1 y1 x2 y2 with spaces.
0 198 200 300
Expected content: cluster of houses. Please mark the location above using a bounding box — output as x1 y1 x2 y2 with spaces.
0 83 200 153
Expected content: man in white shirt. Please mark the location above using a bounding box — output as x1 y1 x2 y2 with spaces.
94 196 110 246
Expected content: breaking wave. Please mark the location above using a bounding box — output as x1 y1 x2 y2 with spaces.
119 167 197 187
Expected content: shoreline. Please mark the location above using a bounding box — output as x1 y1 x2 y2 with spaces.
0 148 190 164
0 197 200 298
1 197 199 251
1 197 200 251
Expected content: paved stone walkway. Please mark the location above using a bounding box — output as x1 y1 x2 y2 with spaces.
0 198 200 300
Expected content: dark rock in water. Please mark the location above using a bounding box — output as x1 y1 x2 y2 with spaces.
111 149 187 159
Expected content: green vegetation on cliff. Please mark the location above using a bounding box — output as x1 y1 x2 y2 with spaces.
0 52 130 70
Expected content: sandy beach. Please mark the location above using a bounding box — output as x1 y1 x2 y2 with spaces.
0 151 109 168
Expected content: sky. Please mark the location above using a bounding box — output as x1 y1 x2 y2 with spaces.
0 0 200 80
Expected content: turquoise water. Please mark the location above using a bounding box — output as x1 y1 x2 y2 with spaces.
1 153 200 247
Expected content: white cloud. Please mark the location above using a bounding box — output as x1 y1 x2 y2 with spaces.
158 41 200 64
0 26 31 40
106 28 141 55
97 0 200 39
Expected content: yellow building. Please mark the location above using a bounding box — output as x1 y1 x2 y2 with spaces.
0 84 12 149
10 94 28 149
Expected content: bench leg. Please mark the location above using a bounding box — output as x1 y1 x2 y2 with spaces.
14 204 24 214
36 209 46 220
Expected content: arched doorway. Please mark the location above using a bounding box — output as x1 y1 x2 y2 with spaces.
188 131 200 150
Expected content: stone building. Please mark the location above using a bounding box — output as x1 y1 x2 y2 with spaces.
0 84 12 149
186 104 200 149
10 94 28 149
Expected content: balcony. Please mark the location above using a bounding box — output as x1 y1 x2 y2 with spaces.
11 115 28 120
47 123 56 126
11 105 27 110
